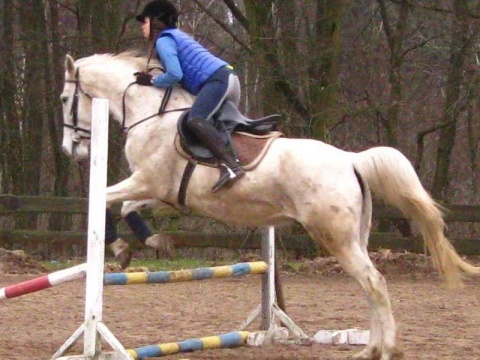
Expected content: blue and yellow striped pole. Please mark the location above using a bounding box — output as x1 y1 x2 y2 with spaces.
126 331 250 359
104 261 268 286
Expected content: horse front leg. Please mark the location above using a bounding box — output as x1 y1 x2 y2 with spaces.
106 172 151 207
105 208 132 269
121 200 175 259
104 173 152 268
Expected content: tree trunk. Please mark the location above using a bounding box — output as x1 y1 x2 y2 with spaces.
16 0 48 230
377 0 410 147
1 0 22 195
432 0 475 201
309 0 345 140
47 0 74 233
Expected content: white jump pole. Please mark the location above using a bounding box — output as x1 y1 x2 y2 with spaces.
258 227 369 346
240 226 308 343
261 226 275 330
52 98 130 360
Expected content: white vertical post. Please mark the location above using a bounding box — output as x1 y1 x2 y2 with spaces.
53 98 130 360
261 226 275 330
83 98 109 355
241 226 309 342
261 226 309 340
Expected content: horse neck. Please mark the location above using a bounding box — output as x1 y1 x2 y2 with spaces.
124 86 196 151
81 60 193 144
120 85 189 169
80 70 130 127
93 76 191 132
80 62 160 127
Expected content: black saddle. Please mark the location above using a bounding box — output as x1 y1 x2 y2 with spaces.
177 100 280 162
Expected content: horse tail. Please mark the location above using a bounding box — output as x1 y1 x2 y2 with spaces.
353 146 480 287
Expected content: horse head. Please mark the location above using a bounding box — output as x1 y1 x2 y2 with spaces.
61 54 94 161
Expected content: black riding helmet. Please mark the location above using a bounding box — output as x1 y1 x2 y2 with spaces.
136 0 178 28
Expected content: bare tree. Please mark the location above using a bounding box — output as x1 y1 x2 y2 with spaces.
0 0 22 195
432 0 479 200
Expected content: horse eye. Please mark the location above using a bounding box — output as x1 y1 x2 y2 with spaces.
60 96 68 104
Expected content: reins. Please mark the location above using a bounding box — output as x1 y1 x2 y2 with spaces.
119 44 191 133
64 66 191 137
120 80 190 134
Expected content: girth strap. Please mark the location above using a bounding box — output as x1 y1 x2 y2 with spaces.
178 160 197 206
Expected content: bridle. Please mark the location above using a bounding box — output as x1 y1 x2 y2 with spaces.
63 69 93 139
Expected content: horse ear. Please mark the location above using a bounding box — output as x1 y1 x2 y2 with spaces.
65 54 76 77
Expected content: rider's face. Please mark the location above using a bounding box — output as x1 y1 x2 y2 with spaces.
141 17 151 39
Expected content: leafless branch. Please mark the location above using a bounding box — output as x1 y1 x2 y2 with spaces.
222 0 249 31
389 0 451 15
57 0 77 14
115 0 142 51
190 0 251 53
377 0 394 49
415 119 456 171
402 35 441 58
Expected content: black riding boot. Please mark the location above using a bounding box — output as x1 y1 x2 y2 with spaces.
187 117 245 192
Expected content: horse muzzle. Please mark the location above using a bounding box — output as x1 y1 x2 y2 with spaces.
62 137 90 161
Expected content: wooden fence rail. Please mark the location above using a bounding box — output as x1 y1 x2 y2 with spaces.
1 195 479 255
2 194 480 221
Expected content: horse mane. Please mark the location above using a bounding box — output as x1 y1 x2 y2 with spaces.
76 50 161 71
73 49 194 104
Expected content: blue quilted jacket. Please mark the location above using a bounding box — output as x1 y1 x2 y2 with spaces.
159 28 227 95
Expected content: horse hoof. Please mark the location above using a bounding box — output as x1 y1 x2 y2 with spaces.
145 234 176 259
109 238 133 269
115 249 133 269
383 349 405 360
351 346 404 360
351 347 380 360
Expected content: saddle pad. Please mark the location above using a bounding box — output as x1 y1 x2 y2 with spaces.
174 131 283 171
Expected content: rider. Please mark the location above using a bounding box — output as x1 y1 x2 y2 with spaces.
135 0 245 192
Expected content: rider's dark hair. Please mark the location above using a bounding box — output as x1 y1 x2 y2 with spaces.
135 0 179 28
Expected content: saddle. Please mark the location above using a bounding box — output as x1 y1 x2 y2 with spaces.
174 100 283 206
176 100 281 166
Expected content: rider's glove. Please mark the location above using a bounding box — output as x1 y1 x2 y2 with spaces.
134 72 153 86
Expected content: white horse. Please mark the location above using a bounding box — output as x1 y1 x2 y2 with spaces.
60 52 479 360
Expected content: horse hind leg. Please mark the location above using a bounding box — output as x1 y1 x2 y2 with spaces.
306 225 403 360
337 249 402 359
342 249 403 360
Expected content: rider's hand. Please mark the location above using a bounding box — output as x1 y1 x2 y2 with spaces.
134 72 153 86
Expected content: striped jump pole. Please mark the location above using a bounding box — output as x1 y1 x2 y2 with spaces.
104 261 268 286
0 263 87 300
127 331 250 360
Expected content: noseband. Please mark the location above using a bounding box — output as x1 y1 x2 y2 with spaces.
64 69 93 139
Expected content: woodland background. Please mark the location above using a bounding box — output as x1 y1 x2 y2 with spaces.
0 0 479 236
